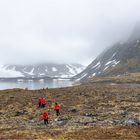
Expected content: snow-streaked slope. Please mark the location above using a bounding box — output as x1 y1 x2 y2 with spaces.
73 23 140 81
0 63 85 78
0 65 24 78
73 38 140 81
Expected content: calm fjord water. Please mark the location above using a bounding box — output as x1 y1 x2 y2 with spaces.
0 79 74 90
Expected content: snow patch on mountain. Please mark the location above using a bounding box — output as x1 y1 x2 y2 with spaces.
103 66 110 71
66 65 76 75
52 67 57 72
39 73 45 76
75 73 87 81
105 60 120 66
59 74 70 78
28 68 35 75
110 53 116 60
92 73 96 76
92 62 101 69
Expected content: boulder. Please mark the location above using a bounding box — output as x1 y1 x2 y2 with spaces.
15 111 25 116
125 118 140 126
55 117 69 126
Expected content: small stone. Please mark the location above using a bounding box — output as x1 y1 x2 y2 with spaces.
54 118 58 121
70 108 77 113
56 120 68 126
120 111 128 117
29 120 35 123
125 118 140 126
9 96 14 99
84 113 94 117
15 111 24 116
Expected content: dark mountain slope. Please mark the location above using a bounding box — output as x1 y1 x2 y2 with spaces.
73 23 140 81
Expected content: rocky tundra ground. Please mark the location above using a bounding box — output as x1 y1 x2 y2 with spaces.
0 82 140 139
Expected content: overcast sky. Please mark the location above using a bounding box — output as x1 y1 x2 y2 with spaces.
0 0 140 66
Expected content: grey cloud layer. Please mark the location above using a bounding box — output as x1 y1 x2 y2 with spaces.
0 0 140 65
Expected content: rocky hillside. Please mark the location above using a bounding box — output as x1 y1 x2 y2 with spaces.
73 23 140 81
0 63 85 79
0 82 140 139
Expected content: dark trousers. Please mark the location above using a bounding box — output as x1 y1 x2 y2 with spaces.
38 102 41 108
42 104 46 108
56 109 60 116
44 119 48 125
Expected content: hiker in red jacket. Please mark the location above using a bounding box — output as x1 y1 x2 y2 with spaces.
41 98 46 108
42 111 49 125
54 103 60 116
38 97 42 108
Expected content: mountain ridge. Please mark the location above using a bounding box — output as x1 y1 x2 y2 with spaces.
0 63 85 79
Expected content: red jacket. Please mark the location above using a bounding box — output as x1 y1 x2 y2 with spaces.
42 112 49 119
41 98 46 104
54 104 60 110
38 98 42 103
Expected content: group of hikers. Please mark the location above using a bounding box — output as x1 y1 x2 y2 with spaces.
37 97 61 125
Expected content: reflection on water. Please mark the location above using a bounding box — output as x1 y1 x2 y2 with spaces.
0 79 74 90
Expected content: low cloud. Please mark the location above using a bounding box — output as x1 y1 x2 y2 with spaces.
0 0 140 65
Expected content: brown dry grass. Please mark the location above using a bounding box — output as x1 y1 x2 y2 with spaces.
0 82 140 139
88 72 140 84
